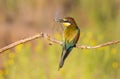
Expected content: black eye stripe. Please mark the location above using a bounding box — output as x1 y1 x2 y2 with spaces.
64 20 70 23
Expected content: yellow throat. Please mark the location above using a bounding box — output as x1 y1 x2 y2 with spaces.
62 22 71 27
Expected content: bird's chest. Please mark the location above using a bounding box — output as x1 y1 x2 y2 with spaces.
63 27 76 42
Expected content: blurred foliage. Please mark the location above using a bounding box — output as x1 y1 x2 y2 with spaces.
0 0 120 79
0 30 120 79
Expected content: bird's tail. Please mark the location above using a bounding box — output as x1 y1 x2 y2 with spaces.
58 47 72 70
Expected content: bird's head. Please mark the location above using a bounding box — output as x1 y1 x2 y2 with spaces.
56 17 76 27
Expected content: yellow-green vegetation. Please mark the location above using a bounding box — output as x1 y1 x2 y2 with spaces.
0 30 119 79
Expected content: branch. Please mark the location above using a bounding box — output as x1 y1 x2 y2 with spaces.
0 32 120 53
0 32 62 53
76 40 120 49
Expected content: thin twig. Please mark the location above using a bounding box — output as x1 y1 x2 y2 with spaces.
0 32 120 53
76 40 120 49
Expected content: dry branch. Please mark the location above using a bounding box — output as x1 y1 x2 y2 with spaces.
0 32 120 53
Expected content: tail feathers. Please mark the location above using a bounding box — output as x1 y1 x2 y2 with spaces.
58 47 72 70
58 58 64 70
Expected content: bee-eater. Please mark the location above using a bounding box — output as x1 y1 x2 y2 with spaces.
56 17 80 70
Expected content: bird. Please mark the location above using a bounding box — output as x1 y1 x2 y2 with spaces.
56 17 80 70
